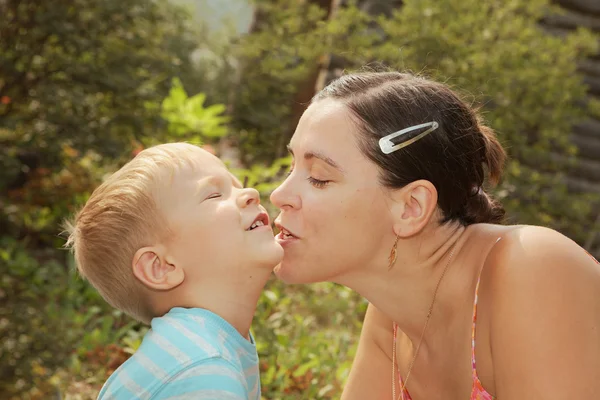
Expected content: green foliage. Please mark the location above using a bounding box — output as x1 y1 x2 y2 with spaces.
227 0 333 162
0 0 202 153
0 237 134 398
254 280 365 399
0 0 203 242
158 77 229 143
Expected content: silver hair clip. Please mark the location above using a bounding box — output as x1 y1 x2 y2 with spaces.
379 121 439 155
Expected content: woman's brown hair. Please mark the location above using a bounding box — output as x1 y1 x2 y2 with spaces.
313 71 506 225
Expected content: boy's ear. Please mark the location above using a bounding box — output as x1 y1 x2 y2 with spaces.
388 180 438 238
132 246 184 290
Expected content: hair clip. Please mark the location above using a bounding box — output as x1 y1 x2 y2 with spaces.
378 121 439 155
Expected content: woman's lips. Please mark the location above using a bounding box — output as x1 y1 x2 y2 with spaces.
274 222 300 246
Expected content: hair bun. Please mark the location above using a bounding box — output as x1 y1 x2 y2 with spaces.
462 188 505 224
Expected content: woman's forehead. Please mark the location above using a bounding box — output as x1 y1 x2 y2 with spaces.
298 99 353 133
290 101 361 159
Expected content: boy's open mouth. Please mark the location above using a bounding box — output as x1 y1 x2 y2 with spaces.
246 212 269 231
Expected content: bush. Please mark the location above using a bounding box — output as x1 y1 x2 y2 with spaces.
0 237 135 398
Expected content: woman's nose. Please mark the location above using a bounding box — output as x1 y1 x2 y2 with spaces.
270 176 300 210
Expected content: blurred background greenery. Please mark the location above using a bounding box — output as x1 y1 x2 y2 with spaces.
1 0 600 398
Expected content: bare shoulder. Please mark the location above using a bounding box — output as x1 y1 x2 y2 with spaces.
486 224 600 321
487 225 599 284
485 225 600 398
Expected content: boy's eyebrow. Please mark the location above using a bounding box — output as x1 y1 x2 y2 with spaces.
195 175 243 195
231 174 244 188
194 177 214 197
287 145 344 173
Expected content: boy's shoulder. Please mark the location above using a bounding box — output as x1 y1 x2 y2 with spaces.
97 308 260 400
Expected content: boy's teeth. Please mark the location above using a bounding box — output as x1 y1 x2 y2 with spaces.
250 220 264 230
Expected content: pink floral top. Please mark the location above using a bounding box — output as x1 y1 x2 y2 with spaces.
393 272 494 400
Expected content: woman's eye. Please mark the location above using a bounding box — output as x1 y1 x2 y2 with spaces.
307 177 330 189
206 193 222 200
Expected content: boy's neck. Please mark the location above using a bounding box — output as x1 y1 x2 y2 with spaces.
154 270 272 340
201 285 264 340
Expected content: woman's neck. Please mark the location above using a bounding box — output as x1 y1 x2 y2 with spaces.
335 222 471 345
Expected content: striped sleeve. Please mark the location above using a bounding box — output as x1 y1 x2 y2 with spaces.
153 357 248 400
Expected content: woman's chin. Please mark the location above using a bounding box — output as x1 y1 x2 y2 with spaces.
273 260 313 284
273 262 293 283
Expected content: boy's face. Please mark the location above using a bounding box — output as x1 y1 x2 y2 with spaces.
159 148 283 284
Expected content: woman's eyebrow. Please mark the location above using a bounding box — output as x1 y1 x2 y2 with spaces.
287 145 344 173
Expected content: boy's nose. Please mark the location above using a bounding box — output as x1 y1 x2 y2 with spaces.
238 187 260 207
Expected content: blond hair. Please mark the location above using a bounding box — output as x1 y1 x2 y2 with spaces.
64 143 202 323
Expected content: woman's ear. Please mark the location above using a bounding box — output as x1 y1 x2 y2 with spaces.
389 180 438 238
132 246 184 290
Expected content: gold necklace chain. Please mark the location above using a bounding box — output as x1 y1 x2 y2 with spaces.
392 243 458 400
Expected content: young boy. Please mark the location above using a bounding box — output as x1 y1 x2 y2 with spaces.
65 143 283 399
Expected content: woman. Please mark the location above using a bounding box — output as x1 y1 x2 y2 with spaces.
270 71 600 399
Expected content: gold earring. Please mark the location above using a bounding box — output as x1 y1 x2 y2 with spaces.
388 235 400 270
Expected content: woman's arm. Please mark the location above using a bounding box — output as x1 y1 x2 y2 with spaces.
490 226 600 399
341 303 394 400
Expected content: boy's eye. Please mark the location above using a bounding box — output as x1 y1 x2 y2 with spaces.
206 193 222 200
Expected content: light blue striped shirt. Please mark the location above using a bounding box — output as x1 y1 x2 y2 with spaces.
98 307 261 400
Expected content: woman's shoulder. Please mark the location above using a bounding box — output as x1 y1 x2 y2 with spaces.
480 226 600 397
484 223 600 329
486 224 597 273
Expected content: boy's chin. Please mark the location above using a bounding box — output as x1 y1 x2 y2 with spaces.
266 248 284 270
251 243 284 271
